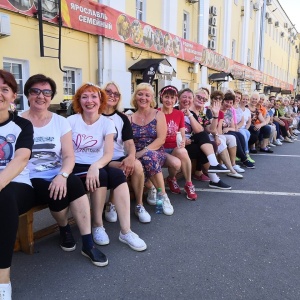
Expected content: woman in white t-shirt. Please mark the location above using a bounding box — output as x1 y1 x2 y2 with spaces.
0 69 34 300
68 83 146 252
22 74 108 267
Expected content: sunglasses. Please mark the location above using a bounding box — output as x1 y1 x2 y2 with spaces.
195 95 207 101
105 89 121 98
28 88 53 97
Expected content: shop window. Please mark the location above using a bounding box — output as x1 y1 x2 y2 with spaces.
231 39 236 60
63 68 81 100
3 59 29 111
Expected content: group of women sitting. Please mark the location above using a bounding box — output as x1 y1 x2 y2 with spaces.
0 68 297 300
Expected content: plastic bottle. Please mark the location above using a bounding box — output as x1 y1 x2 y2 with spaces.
155 188 163 214
176 131 182 148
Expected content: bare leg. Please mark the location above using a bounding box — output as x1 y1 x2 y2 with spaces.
218 149 237 173
51 207 69 227
90 187 107 228
148 172 167 194
169 148 192 182
129 161 145 206
199 143 215 156
164 152 181 178
227 146 237 166
69 195 91 235
112 183 131 234
0 268 10 283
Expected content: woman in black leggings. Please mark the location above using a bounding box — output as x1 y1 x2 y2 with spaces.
0 69 34 300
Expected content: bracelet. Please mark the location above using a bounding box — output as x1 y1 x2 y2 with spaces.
188 113 193 118
144 146 149 151
212 116 218 119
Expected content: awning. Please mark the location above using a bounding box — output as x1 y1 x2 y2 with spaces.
129 59 176 84
264 86 282 94
208 72 234 88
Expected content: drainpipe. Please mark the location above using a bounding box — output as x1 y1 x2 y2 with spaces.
98 0 103 86
258 0 266 71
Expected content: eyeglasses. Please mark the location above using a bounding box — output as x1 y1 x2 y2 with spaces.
28 88 53 97
195 95 207 101
105 89 121 98
213 96 222 100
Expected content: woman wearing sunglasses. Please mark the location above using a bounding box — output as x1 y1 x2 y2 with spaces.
22 74 108 267
102 81 151 223
0 69 34 300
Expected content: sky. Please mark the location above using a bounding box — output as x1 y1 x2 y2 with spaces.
279 0 300 32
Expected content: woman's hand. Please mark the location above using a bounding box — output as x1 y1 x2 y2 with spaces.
181 108 192 117
214 135 221 146
211 101 221 116
86 164 100 192
177 140 185 148
222 128 229 134
185 138 192 145
120 155 135 177
135 149 146 159
49 175 67 200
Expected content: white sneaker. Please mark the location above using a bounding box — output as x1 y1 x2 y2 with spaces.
0 282 11 300
147 186 157 205
119 230 147 251
220 164 227 169
135 205 151 223
92 226 110 245
105 202 117 222
227 172 243 179
162 194 174 216
232 164 245 173
274 139 282 146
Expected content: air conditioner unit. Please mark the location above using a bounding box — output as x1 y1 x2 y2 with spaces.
297 49 299 53
208 39 216 50
208 26 217 37
253 2 260 11
187 0 199 3
0 13 11 37
288 28 292 32
241 6 245 16
281 32 285 37
284 23 288 28
247 62 251 67
268 18 273 24
266 0 272 5
209 17 217 26
275 21 279 27
265 12 270 19
210 6 217 16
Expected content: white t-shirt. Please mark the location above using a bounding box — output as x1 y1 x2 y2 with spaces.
67 114 116 164
236 107 251 129
27 113 71 180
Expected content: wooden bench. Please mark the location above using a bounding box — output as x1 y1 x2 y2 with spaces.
14 204 75 255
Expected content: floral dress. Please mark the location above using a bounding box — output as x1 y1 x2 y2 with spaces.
131 114 166 180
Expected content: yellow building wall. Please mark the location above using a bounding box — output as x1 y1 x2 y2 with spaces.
0 10 98 105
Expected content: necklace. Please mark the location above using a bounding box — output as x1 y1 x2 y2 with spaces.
138 110 151 125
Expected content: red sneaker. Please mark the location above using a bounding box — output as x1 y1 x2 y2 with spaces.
193 173 210 182
166 177 181 194
184 183 197 200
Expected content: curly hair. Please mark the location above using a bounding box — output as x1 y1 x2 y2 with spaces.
72 83 107 114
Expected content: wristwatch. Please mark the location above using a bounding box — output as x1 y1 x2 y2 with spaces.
214 133 219 137
58 172 69 178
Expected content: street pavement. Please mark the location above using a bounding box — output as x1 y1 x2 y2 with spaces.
12 138 300 300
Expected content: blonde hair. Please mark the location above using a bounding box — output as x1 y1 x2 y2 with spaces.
102 81 123 112
130 83 156 110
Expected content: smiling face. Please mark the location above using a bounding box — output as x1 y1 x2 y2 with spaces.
80 89 101 115
241 95 249 106
194 91 208 109
178 91 193 110
250 94 259 106
27 82 52 112
222 99 234 110
0 77 16 112
161 92 177 110
105 83 120 110
135 88 154 109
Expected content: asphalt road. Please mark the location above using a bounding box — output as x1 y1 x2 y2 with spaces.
12 138 300 300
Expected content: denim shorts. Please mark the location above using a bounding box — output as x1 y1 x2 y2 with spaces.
164 148 174 154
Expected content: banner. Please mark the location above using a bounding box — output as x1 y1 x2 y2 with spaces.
0 0 293 90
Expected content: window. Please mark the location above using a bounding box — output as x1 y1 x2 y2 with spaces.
182 82 189 89
183 11 189 39
136 0 145 21
63 68 81 100
250 1 253 19
247 48 251 65
3 59 29 111
234 0 239 5
231 39 236 59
